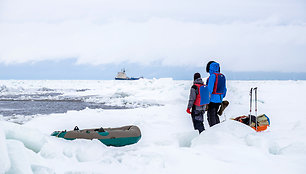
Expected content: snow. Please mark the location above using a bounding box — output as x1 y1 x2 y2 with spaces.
0 79 306 174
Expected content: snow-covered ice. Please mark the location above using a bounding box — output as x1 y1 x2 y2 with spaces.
0 79 306 174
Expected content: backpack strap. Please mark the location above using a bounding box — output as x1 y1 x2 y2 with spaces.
192 85 198 90
192 84 199 95
213 73 220 94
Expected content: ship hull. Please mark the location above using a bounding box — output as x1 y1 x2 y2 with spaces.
115 77 141 80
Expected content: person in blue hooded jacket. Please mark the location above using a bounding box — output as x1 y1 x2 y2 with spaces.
206 61 227 126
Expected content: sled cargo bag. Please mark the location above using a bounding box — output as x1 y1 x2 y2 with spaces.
255 114 270 131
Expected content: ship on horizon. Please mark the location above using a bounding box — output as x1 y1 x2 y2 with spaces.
115 69 143 80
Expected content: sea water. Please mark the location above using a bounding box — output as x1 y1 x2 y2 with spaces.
0 79 163 123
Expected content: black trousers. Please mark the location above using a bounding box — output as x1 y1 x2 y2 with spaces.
207 102 221 127
191 107 205 134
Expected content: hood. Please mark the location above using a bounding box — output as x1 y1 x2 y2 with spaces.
209 62 220 74
194 78 204 84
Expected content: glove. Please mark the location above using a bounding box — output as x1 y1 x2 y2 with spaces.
186 108 191 114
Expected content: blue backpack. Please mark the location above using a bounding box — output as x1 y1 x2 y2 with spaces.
193 84 210 106
207 73 226 95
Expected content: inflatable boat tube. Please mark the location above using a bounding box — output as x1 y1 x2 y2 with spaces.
51 125 141 147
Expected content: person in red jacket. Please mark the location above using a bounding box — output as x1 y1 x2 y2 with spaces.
186 73 206 133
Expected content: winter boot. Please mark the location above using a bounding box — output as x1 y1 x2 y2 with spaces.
217 100 229 116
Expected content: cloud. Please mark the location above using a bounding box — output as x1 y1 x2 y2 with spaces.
0 0 306 72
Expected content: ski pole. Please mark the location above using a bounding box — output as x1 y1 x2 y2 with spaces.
249 88 253 126
254 87 258 130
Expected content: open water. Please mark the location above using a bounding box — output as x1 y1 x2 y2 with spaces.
0 92 126 117
0 80 165 119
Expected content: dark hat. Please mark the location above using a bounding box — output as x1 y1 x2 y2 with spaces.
194 72 201 80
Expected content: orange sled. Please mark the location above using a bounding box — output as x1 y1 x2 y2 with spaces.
232 114 270 132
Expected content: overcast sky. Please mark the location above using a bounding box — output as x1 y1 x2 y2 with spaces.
0 0 306 75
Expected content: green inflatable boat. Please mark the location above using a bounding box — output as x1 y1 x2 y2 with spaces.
51 125 141 147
